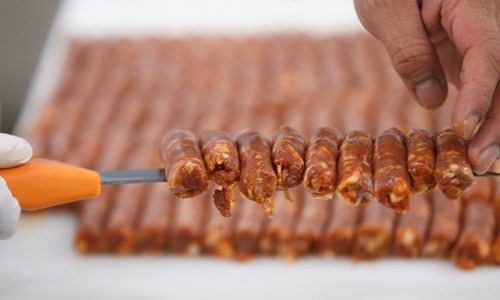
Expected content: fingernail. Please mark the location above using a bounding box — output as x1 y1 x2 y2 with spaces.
476 145 500 174
414 78 445 109
459 113 480 140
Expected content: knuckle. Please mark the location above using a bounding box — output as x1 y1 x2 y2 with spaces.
390 40 436 79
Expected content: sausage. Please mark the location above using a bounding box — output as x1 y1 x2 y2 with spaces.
168 192 208 255
291 188 331 256
453 200 495 270
321 195 360 256
200 130 240 217
160 129 209 198
434 128 474 199
272 126 306 199
260 189 302 257
200 186 236 257
453 178 495 270
423 189 462 257
354 198 396 259
233 197 267 261
406 129 436 193
237 129 277 217
493 181 500 265
304 127 343 200
337 130 374 205
393 193 431 257
374 128 411 213
101 146 153 253
133 184 173 253
74 189 113 254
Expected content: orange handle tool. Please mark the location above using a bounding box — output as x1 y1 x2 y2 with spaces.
0 159 101 211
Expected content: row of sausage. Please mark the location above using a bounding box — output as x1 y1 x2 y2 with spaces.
161 126 475 216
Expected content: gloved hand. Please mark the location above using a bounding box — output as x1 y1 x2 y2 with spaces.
0 133 32 240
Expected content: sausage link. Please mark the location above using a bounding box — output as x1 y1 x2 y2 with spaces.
237 129 277 217
272 126 306 199
160 129 209 198
434 128 474 199
406 129 436 193
304 127 343 199
200 130 240 217
321 195 360 256
354 199 395 259
453 178 495 270
394 193 431 257
259 189 302 257
337 130 373 205
291 188 331 256
374 128 411 213
423 189 462 257
233 197 267 261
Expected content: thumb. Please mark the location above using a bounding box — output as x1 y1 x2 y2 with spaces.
0 133 33 168
355 0 447 109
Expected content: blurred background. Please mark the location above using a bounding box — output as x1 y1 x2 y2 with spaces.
0 0 59 132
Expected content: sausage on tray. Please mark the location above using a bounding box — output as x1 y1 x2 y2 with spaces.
453 178 495 270
434 128 474 199
406 128 436 193
260 189 302 257
272 126 306 200
200 130 240 217
160 129 209 198
394 193 431 257
168 192 208 255
200 187 236 258
423 189 462 257
337 130 373 205
354 199 395 259
233 197 267 261
321 195 360 256
291 188 331 256
374 128 411 213
133 184 174 253
237 129 277 217
304 127 343 200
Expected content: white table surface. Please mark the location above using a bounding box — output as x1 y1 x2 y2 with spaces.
5 1 500 299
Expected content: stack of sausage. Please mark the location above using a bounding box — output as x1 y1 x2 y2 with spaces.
23 34 499 270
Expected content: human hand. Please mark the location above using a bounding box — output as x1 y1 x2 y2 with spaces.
0 133 32 239
354 0 500 174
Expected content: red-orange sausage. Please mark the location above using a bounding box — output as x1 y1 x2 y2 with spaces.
374 128 411 213
160 129 209 198
237 129 277 217
200 130 240 217
337 130 373 205
434 128 474 199
406 128 436 193
272 126 306 195
304 127 343 200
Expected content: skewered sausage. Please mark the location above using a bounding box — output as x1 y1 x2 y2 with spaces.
237 129 277 217
406 129 436 193
160 129 209 198
337 130 373 205
434 128 474 199
200 130 240 217
374 128 411 213
304 127 343 200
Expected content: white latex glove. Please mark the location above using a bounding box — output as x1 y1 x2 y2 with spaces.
0 133 33 240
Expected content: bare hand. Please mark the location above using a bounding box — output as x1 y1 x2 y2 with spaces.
354 0 500 174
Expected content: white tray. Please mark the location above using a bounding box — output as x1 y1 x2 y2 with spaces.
6 1 500 299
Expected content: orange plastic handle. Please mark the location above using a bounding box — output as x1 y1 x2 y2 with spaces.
0 159 101 211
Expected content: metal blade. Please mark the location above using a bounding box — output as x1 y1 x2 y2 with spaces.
99 168 167 185
473 171 500 177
